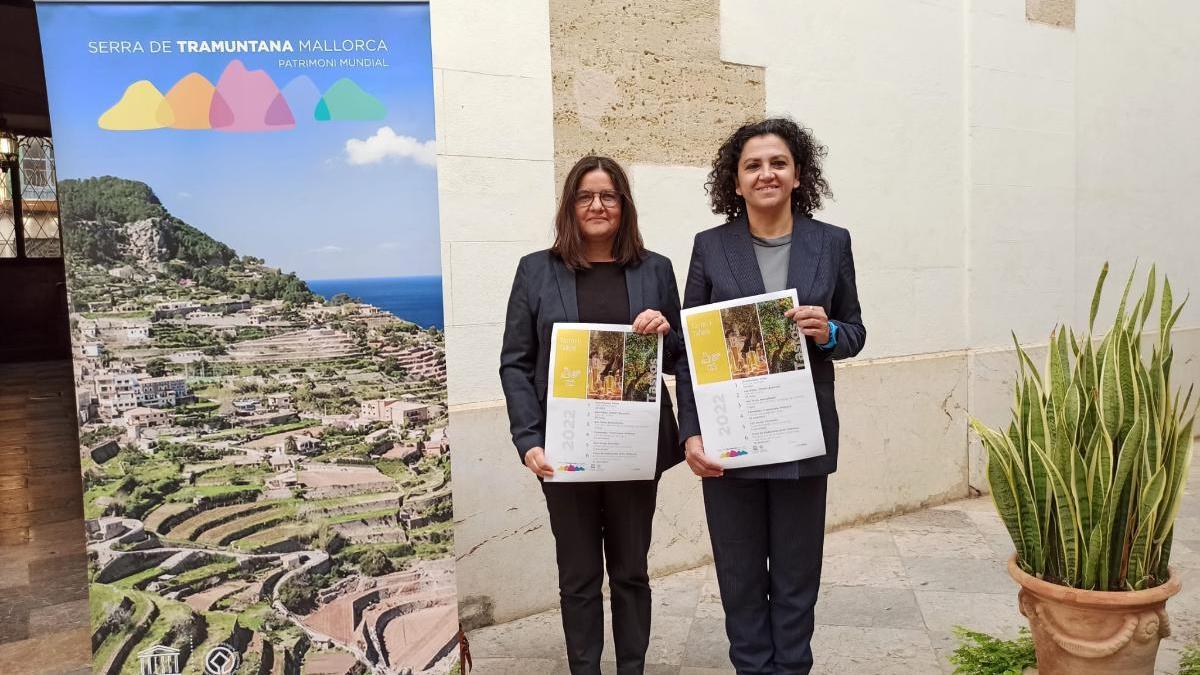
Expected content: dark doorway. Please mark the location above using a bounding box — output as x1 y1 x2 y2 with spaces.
0 1 91 672
0 0 70 363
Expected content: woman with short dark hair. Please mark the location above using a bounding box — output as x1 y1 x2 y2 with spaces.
499 156 686 675
676 118 867 674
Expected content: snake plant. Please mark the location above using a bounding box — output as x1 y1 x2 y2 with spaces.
972 263 1196 591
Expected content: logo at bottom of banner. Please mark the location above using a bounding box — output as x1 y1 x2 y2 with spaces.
204 644 240 675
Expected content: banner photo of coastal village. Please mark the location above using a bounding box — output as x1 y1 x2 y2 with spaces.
36 3 456 673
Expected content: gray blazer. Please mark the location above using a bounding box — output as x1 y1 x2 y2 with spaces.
499 249 687 477
675 213 866 478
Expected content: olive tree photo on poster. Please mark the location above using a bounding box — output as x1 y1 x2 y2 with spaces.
35 2 458 673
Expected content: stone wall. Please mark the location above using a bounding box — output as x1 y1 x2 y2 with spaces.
550 0 763 183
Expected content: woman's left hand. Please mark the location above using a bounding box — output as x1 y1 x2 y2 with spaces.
632 309 670 336
785 305 830 345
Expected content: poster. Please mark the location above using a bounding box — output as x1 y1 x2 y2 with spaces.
543 323 661 482
681 290 825 469
36 3 459 673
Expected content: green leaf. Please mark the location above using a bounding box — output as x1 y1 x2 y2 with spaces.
1149 350 1166 424
1160 277 1173 338
1141 264 1157 327
1099 337 1123 442
1014 336 1043 383
1049 328 1070 411
1139 465 1167 538
1007 434 1045 571
1087 438 1105 539
1094 421 1115 503
1164 294 1190 341
977 419 1029 565
1106 419 1141 589
1072 448 1093 537
1089 261 1109 332
1129 465 1167 588
1065 383 1082 447
1023 404 1053 543
1080 338 1098 395
1116 261 1138 326
1157 420 1195 547
1084 523 1104 590
1034 442 1082 584
1117 331 1138 441
1155 529 1174 587
1026 377 1049 462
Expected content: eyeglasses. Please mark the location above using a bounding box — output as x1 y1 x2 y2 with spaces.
575 190 621 209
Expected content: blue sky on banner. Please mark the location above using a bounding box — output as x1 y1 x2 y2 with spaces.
36 2 439 279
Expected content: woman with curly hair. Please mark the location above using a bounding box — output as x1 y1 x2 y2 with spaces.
675 118 866 674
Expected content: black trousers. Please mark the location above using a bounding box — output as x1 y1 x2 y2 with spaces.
541 479 658 675
702 475 828 675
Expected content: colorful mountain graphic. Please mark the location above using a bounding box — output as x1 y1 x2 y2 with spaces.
719 449 749 459
210 61 294 132
164 73 215 129
281 75 322 125
98 81 174 130
557 464 587 472
97 61 387 132
316 78 387 121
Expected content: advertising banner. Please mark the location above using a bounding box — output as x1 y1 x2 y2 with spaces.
36 3 458 673
681 290 826 469
543 323 661 482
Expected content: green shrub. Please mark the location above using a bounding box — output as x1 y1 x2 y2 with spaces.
278 574 318 614
949 627 1036 675
972 264 1196 590
358 549 394 577
1180 643 1200 675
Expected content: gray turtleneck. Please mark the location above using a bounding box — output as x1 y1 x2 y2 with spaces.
750 231 792 292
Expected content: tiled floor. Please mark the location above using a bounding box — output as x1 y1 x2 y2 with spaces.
468 460 1200 675
0 361 92 674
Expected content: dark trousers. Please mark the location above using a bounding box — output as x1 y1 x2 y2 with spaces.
542 479 658 675
702 475 828 675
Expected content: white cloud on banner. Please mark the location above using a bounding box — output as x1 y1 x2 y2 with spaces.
345 126 436 167
309 245 345 254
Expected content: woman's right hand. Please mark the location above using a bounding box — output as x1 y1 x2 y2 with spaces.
524 446 555 479
684 435 723 478
632 309 671 336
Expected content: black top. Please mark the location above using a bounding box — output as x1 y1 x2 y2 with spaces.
575 262 629 324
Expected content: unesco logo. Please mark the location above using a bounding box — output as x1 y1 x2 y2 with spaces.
204 644 240 675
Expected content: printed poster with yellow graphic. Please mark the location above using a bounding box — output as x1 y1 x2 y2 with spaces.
681 290 825 468
544 323 662 482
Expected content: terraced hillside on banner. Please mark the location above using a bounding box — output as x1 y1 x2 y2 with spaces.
65 177 457 675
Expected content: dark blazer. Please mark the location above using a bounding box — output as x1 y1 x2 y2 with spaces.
675 213 866 478
499 249 686 477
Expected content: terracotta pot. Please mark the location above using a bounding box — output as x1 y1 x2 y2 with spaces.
1008 555 1181 675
